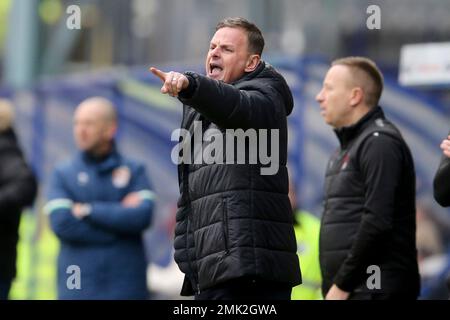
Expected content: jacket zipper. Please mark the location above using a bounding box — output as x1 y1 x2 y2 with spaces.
183 165 200 294
180 106 201 295
222 197 230 255
185 210 200 294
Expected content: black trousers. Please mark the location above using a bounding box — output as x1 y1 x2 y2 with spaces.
195 277 292 300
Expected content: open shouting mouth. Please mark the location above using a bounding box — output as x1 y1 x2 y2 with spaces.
209 62 223 79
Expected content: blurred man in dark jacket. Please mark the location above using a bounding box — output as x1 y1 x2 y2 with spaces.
0 99 37 300
433 133 450 207
150 17 301 300
316 57 420 300
432 132 450 297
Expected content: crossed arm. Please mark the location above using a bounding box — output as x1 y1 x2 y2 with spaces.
46 167 154 244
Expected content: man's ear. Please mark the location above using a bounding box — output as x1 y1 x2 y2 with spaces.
350 87 364 107
244 54 261 72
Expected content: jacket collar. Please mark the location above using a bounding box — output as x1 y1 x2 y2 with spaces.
0 128 17 146
79 143 121 172
230 60 294 116
334 106 385 148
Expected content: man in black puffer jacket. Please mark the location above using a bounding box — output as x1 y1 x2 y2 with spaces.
151 17 301 300
316 57 420 300
0 99 37 299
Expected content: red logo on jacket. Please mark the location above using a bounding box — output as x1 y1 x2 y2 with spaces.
341 153 350 170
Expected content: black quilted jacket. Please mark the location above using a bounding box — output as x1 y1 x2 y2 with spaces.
0 128 37 280
173 61 301 295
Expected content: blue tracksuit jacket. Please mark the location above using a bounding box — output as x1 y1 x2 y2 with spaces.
45 148 155 299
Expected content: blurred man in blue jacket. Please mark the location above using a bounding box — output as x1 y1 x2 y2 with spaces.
45 97 155 299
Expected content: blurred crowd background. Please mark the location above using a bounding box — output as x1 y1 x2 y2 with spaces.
0 0 450 299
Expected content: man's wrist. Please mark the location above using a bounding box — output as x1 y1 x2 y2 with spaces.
179 73 196 98
75 203 92 219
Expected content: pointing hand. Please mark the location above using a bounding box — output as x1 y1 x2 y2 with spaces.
149 67 189 97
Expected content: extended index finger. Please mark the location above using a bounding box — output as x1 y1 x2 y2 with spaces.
149 67 166 82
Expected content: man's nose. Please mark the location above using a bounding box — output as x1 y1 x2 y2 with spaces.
315 91 323 102
210 47 220 57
